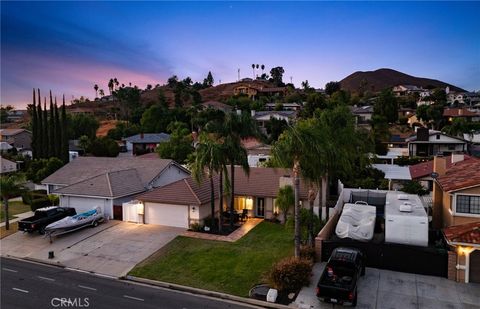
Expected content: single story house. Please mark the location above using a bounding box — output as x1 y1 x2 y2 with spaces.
443 108 480 122
252 110 296 135
130 167 312 228
123 133 170 155
406 127 468 157
0 129 31 150
42 156 189 220
201 100 233 113
350 105 374 125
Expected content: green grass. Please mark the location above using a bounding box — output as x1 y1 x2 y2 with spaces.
129 221 294 296
0 201 31 223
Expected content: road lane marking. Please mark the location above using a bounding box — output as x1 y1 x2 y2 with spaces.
78 285 97 291
123 295 144 302
38 276 55 281
12 288 29 293
2 268 18 273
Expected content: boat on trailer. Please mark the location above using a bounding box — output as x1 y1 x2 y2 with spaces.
45 207 105 242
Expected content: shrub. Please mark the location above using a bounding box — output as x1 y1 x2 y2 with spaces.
401 181 429 196
299 245 316 262
48 194 59 206
30 197 51 211
190 223 202 232
266 257 313 292
90 137 119 157
22 190 48 205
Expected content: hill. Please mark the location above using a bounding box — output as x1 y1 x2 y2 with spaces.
340 68 466 94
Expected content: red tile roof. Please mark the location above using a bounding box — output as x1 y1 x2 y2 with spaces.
443 108 479 117
136 167 310 205
443 222 480 245
436 159 480 192
409 155 475 179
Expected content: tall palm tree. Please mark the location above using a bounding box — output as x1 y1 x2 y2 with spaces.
114 78 119 90
94 84 99 98
108 79 114 95
251 64 255 79
99 89 105 97
261 64 265 76
1 174 25 230
190 132 226 231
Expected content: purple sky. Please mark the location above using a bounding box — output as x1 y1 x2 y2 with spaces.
2 1 479 109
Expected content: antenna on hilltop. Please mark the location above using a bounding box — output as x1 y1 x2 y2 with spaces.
290 76 293 84
238 69 240 81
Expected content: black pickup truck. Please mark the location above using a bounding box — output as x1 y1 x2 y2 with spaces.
18 207 76 234
316 247 365 307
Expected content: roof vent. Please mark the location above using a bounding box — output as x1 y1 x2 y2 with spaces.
399 202 413 212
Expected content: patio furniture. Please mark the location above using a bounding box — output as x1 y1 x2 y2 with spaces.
240 209 248 222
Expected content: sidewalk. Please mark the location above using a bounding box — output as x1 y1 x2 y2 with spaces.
0 210 33 227
182 218 263 242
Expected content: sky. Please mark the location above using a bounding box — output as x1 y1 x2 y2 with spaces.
1 1 479 109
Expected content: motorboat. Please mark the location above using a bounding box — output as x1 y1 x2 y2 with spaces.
45 207 104 240
335 202 376 241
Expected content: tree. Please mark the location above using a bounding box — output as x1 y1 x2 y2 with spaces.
90 137 119 157
54 101 61 158
0 105 14 123
115 86 141 122
68 114 99 140
269 66 285 87
374 89 398 123
146 84 153 91
156 122 194 164
78 135 91 154
203 71 214 87
261 64 265 75
60 96 69 163
371 115 390 155
325 81 341 96
190 132 227 231
140 103 171 133
94 84 99 98
114 78 119 90
98 89 105 97
300 93 326 118
30 89 38 159
252 64 255 79
26 157 64 184
48 92 55 157
301 80 313 93
276 185 294 223
266 117 289 143
0 174 25 230
37 92 44 158
43 100 49 158
108 78 114 95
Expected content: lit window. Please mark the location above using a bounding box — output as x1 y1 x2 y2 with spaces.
273 198 279 214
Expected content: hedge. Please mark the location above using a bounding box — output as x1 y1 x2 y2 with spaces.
30 198 51 211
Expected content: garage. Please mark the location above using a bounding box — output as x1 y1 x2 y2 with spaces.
145 202 189 228
470 250 480 283
61 196 112 219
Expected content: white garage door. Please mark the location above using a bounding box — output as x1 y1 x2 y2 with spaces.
146 202 188 228
63 196 108 217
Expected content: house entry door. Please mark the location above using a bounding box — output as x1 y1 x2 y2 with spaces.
256 198 265 218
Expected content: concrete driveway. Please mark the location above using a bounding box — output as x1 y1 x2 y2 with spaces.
0 221 184 277
295 263 480 309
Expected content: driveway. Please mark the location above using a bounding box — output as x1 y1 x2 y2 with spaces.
295 263 480 309
0 221 184 277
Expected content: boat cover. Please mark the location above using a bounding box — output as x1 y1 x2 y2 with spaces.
45 207 103 231
335 203 376 241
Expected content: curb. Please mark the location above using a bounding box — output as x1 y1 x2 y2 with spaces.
124 275 293 309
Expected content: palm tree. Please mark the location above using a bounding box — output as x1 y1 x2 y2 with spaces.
261 64 265 76
190 132 226 231
99 89 105 97
108 79 114 95
276 185 294 223
94 84 99 98
251 64 255 79
114 78 119 90
0 174 25 230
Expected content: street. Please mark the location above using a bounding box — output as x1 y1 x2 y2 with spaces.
0 257 258 309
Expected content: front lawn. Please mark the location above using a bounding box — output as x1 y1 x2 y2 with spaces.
129 221 293 296
0 201 31 223
0 222 18 239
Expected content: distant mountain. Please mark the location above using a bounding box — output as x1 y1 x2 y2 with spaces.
339 68 466 93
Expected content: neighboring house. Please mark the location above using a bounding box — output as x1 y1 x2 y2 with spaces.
201 100 233 113
407 114 426 128
42 156 190 220
406 127 468 157
371 163 411 190
252 110 296 134
398 107 415 118
242 137 272 167
443 108 480 122
0 157 17 174
6 110 27 123
265 102 302 111
350 105 374 125
123 133 170 155
131 167 312 228
0 142 13 152
392 85 422 97
0 129 32 150
233 84 287 100
409 154 475 191
431 156 480 283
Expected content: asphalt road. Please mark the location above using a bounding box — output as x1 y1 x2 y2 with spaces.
1 257 258 309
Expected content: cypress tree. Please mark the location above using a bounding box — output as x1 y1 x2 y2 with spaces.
43 98 49 158
37 90 44 158
49 91 55 158
54 98 61 158
31 89 38 159
61 95 69 163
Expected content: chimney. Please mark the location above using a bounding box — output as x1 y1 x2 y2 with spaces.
451 154 465 164
433 155 447 176
279 175 293 188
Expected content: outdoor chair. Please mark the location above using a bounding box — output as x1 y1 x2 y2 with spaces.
240 209 248 221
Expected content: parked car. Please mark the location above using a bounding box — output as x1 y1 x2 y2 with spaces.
18 206 76 234
316 247 365 307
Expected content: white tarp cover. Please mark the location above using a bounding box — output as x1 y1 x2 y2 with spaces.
335 203 377 241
